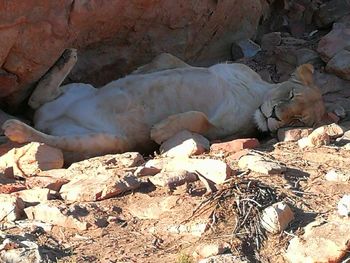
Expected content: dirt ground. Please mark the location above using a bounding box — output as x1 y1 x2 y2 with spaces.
3 134 350 263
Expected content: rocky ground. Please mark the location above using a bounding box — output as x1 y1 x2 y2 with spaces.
1 0 350 263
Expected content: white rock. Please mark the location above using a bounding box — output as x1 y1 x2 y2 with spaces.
160 130 209 157
149 170 198 188
261 201 294 233
338 195 350 216
198 254 247 263
325 170 350 182
195 242 230 259
12 188 51 204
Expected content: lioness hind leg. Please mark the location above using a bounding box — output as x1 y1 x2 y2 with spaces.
131 53 190 75
28 48 78 109
2 119 128 157
150 111 215 144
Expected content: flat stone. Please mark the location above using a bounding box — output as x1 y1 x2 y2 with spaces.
238 154 286 175
13 188 51 204
60 153 143 202
142 157 231 184
160 130 209 157
0 142 64 178
128 196 180 220
210 138 260 154
314 0 350 27
261 201 294 233
277 127 313 142
285 219 350 263
24 203 88 231
0 194 24 222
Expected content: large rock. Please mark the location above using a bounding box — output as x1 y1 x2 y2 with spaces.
60 153 143 202
314 0 350 28
285 219 350 263
326 49 350 80
0 0 269 109
317 22 350 62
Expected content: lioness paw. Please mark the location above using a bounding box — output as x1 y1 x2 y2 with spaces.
2 119 34 143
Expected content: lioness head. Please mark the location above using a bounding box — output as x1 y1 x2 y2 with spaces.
254 64 326 132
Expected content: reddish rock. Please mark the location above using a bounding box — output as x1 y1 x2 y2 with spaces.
314 0 350 28
226 149 250 161
210 138 260 154
314 71 350 95
0 69 19 98
0 142 64 178
0 0 269 108
0 183 26 194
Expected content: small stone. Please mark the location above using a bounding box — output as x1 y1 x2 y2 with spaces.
298 129 329 149
149 170 198 188
277 127 313 142
24 203 88 231
295 48 320 66
13 188 51 204
210 138 260 154
226 149 250 161
198 254 247 263
238 154 286 175
160 130 209 157
167 221 208 237
285 219 350 262
195 242 230 259
261 201 294 233
0 142 64 178
325 170 350 182
338 195 350 216
326 49 350 80
261 32 282 52
344 143 350 150
0 194 24 222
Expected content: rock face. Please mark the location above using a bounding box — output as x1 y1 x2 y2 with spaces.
0 0 268 109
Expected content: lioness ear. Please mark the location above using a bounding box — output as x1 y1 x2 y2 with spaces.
293 64 314 87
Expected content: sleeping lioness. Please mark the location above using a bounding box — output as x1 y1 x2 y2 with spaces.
2 50 327 161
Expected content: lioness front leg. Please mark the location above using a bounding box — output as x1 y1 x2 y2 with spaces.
28 49 78 109
2 119 128 156
150 111 215 144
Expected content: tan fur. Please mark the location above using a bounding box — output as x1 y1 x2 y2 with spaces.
2 52 326 162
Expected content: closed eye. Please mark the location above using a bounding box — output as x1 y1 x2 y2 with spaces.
270 105 281 121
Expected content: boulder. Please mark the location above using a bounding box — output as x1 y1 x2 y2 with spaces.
261 201 294 233
0 0 270 109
